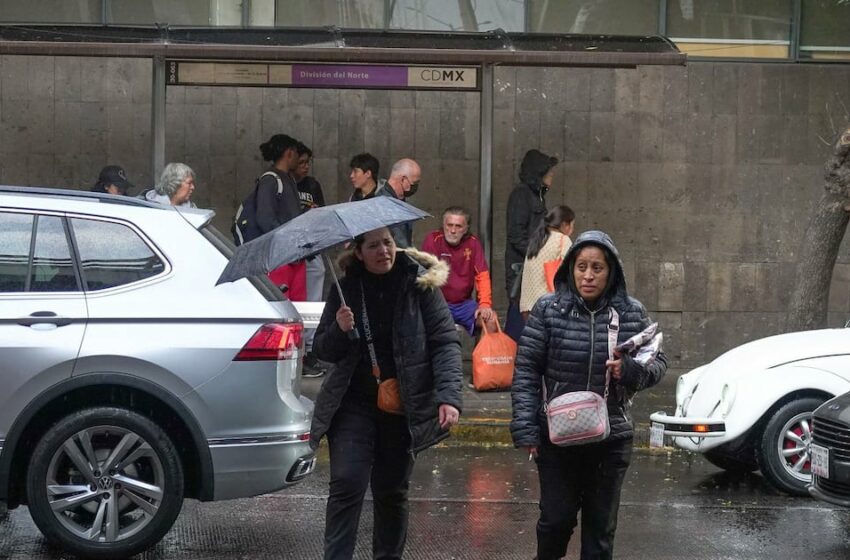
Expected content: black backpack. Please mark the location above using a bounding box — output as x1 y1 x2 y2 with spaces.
232 171 283 245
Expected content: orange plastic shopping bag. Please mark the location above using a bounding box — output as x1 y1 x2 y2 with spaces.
472 322 517 391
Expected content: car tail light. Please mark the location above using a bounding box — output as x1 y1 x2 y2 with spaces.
234 322 303 361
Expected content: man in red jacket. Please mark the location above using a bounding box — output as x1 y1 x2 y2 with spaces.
421 206 497 335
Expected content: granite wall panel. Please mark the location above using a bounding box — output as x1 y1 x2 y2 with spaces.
4 56 850 369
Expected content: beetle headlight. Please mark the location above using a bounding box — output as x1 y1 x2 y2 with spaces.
720 383 736 416
676 374 696 405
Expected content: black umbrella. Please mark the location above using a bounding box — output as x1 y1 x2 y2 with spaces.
217 197 430 336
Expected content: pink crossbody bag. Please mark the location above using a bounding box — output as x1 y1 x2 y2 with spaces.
543 308 619 447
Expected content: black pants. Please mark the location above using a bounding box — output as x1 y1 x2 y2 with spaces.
535 437 633 560
324 398 414 560
504 299 526 342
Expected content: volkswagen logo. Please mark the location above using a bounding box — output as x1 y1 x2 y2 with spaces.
99 476 114 490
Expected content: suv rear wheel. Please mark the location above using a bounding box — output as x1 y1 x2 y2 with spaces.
26 407 184 559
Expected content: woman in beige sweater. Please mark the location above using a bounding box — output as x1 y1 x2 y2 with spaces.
520 205 575 317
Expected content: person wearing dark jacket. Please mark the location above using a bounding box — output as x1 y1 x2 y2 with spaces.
257 133 307 300
348 152 381 201
511 230 667 560
310 227 463 560
374 158 421 248
504 149 558 299
256 134 302 233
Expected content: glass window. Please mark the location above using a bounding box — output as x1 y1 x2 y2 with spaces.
389 0 524 32
667 0 793 59
0 0 101 23
109 0 213 25
528 0 658 35
30 216 78 293
72 219 165 291
274 0 385 28
0 212 34 293
800 1 850 61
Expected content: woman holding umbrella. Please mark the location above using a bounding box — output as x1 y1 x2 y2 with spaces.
309 227 463 560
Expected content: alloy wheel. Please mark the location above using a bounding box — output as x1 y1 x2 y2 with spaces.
776 411 814 483
44 425 165 543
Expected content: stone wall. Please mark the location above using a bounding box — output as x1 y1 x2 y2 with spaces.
2 54 850 369
164 85 482 245
0 56 151 191
490 63 850 368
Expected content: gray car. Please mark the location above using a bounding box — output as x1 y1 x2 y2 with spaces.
0 186 315 559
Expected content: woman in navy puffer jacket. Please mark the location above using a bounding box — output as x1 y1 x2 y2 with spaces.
511 230 667 560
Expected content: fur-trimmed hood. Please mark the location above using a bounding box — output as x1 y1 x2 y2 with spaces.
337 246 449 291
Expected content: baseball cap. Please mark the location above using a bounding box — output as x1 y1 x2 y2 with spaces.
93 165 135 194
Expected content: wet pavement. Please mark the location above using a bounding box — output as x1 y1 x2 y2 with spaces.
2 446 850 559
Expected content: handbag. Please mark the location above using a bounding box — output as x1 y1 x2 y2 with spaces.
360 282 404 415
543 235 569 292
543 308 619 446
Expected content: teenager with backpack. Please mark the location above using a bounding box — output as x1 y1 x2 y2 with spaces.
256 134 302 234
233 134 307 300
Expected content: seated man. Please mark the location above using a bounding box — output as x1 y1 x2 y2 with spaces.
421 206 497 335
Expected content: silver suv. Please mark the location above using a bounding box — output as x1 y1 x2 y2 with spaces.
0 186 315 558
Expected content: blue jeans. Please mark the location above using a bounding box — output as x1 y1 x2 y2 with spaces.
304 256 326 352
324 398 414 560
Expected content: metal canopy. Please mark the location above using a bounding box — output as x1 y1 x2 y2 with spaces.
0 25 685 67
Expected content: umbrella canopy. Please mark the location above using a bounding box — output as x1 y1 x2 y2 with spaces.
217 196 430 285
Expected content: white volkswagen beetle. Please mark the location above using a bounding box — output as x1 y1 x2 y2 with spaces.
650 327 850 496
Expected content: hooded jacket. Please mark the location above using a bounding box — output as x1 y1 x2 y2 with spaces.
141 189 196 208
310 248 463 454
510 231 667 447
504 150 557 296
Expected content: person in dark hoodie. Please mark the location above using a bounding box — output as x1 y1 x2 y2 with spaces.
310 227 463 560
511 230 667 560
504 149 558 340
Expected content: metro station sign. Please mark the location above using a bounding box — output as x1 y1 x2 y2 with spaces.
167 60 479 91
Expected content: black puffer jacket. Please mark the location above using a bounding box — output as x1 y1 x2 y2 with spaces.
310 248 463 454
510 231 667 447
504 150 557 296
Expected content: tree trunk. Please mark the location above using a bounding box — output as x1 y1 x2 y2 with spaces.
787 125 850 331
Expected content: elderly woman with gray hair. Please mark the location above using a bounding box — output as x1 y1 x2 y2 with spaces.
142 162 196 207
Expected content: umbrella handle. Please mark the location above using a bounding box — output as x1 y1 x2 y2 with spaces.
323 253 361 342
